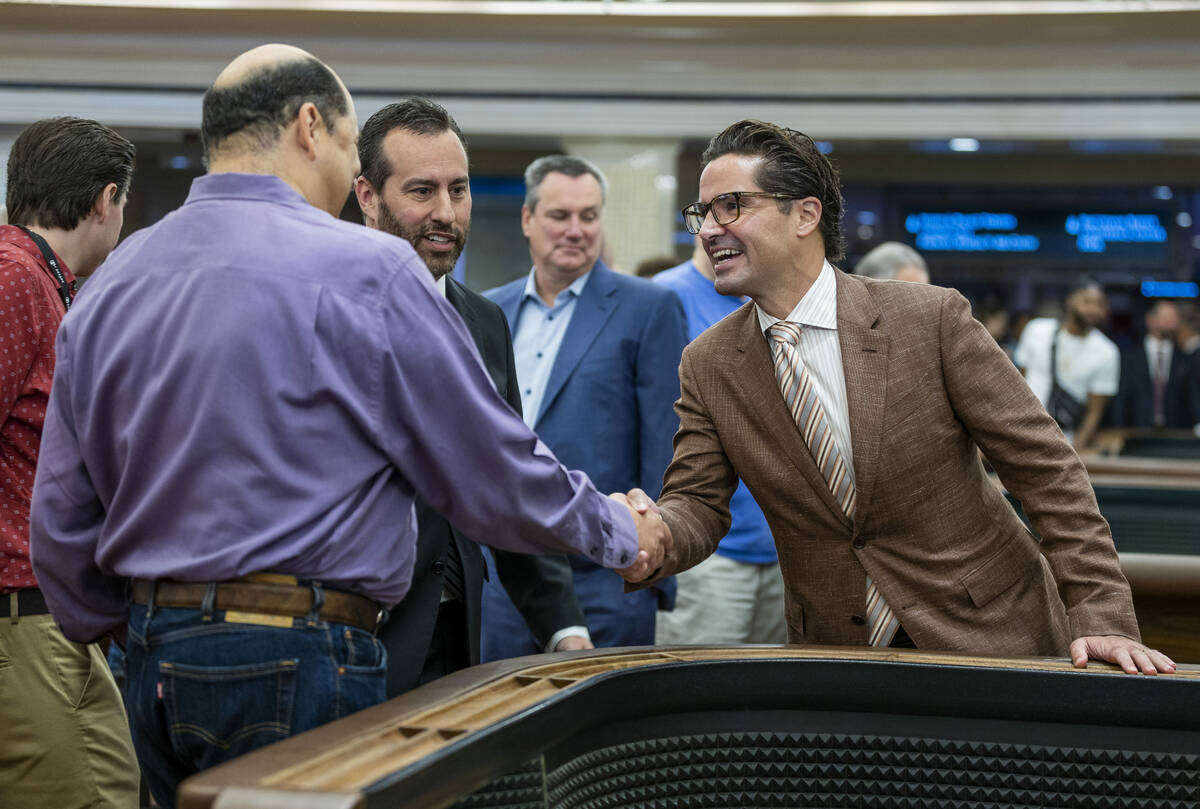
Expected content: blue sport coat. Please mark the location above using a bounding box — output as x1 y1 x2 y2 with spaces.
483 261 688 650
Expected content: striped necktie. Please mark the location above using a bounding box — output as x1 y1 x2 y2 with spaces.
767 321 900 647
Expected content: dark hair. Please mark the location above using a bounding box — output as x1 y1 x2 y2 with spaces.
201 57 349 161
634 254 679 279
524 154 608 211
701 120 845 262
1067 275 1103 297
358 97 467 191
5 117 135 230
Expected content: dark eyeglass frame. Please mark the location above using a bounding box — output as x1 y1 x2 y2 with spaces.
681 191 798 235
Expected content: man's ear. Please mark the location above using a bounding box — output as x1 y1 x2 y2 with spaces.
354 176 377 226
91 182 120 223
520 204 533 240
295 101 322 160
794 197 822 239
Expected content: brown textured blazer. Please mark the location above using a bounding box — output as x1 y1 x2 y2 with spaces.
655 270 1139 656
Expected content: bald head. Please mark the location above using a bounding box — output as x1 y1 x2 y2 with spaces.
212 43 313 89
201 44 350 163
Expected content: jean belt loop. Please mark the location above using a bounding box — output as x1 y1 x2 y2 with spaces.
141 580 157 647
8 592 17 625
306 582 325 627
201 582 217 622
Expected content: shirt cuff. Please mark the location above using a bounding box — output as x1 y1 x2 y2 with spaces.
546 626 591 652
593 496 638 570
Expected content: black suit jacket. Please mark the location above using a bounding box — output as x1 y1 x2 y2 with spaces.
1187 348 1200 425
379 276 585 697
1111 339 1192 428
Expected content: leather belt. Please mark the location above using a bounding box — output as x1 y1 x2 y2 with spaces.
131 577 383 633
2 588 50 618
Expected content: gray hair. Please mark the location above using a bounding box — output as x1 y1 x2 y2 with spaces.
855 241 928 280
524 154 608 211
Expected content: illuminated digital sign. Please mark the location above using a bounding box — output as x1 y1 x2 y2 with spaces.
1064 214 1167 253
897 204 1172 265
905 212 1039 253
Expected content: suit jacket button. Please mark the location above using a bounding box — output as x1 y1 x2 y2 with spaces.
851 615 866 625
852 538 866 549
431 561 445 575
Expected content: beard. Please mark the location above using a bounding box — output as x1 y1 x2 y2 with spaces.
1067 303 1102 330
376 199 468 280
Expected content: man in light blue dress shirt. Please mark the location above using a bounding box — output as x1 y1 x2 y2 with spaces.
483 155 688 660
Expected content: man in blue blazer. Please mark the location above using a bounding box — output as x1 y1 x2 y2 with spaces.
482 155 688 660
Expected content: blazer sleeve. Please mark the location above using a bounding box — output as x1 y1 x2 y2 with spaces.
634 288 689 498
651 344 737 582
486 305 588 642
937 290 1139 641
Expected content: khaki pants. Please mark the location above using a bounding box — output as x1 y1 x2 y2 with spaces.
655 553 788 645
0 611 139 809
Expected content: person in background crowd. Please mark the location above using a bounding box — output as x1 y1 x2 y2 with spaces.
29 46 668 807
1 116 139 809
653 237 786 646
353 97 590 697
853 240 930 284
1177 302 1200 355
1014 278 1119 450
974 297 1013 358
481 154 688 661
1176 302 1200 433
634 253 679 278
1111 300 1192 429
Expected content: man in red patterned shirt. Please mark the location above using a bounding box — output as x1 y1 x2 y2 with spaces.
1 117 139 809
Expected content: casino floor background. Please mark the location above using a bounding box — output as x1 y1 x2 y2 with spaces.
2 2 1198 806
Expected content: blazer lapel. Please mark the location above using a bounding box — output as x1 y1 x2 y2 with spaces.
835 271 889 533
733 305 848 523
445 278 484 347
493 280 524 335
537 263 619 424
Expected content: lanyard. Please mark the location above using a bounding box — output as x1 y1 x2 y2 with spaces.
15 226 73 312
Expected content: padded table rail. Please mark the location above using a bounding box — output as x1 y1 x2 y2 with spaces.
179 647 1200 809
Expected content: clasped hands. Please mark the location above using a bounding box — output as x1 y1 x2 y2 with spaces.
610 487 671 583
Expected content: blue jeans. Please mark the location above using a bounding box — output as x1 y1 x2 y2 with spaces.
126 594 386 808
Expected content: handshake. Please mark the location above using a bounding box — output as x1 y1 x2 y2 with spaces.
609 488 672 583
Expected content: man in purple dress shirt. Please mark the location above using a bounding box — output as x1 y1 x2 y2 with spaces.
28 44 668 807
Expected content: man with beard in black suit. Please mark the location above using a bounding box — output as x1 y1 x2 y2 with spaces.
353 98 592 696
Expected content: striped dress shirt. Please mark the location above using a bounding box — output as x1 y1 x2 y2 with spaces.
755 260 854 483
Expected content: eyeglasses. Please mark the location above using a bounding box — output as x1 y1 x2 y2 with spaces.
681 191 797 235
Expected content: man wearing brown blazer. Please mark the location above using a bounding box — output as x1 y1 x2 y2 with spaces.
626 120 1174 675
